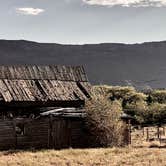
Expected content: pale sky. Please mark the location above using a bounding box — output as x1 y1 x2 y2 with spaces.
0 0 166 44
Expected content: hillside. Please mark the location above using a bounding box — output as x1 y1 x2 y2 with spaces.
0 40 166 88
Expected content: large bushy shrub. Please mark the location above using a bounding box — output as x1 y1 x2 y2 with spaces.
85 91 126 147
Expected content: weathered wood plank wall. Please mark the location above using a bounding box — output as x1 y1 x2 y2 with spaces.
0 117 88 150
0 120 16 149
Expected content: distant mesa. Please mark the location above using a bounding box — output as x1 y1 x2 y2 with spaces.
0 39 166 89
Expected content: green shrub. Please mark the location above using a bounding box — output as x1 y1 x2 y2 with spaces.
93 85 146 108
148 90 166 104
93 85 166 125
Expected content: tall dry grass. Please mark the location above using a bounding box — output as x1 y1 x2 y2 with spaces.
0 148 166 166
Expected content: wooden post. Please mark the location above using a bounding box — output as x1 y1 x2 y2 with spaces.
48 115 53 148
66 119 72 148
160 128 162 147
163 127 165 136
146 128 149 141
128 119 131 145
12 120 17 149
157 126 160 140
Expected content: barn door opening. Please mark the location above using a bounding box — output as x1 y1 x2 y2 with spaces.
51 118 71 149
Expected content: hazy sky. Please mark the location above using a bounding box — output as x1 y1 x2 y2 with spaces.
0 0 166 44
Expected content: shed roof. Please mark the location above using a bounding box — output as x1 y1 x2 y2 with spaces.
0 65 91 103
0 65 88 81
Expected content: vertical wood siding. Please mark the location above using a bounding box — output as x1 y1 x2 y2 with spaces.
0 120 16 149
0 117 89 150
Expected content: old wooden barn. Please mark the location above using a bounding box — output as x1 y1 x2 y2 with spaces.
0 65 91 150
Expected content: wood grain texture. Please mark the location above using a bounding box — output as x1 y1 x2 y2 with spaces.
0 65 88 82
0 65 91 102
0 116 89 150
0 80 90 102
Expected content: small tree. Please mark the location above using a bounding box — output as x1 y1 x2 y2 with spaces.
148 90 166 104
85 91 126 147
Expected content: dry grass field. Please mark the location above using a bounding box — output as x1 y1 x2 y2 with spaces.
0 127 166 166
0 147 166 166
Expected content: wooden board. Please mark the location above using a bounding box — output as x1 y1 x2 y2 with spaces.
0 65 88 82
